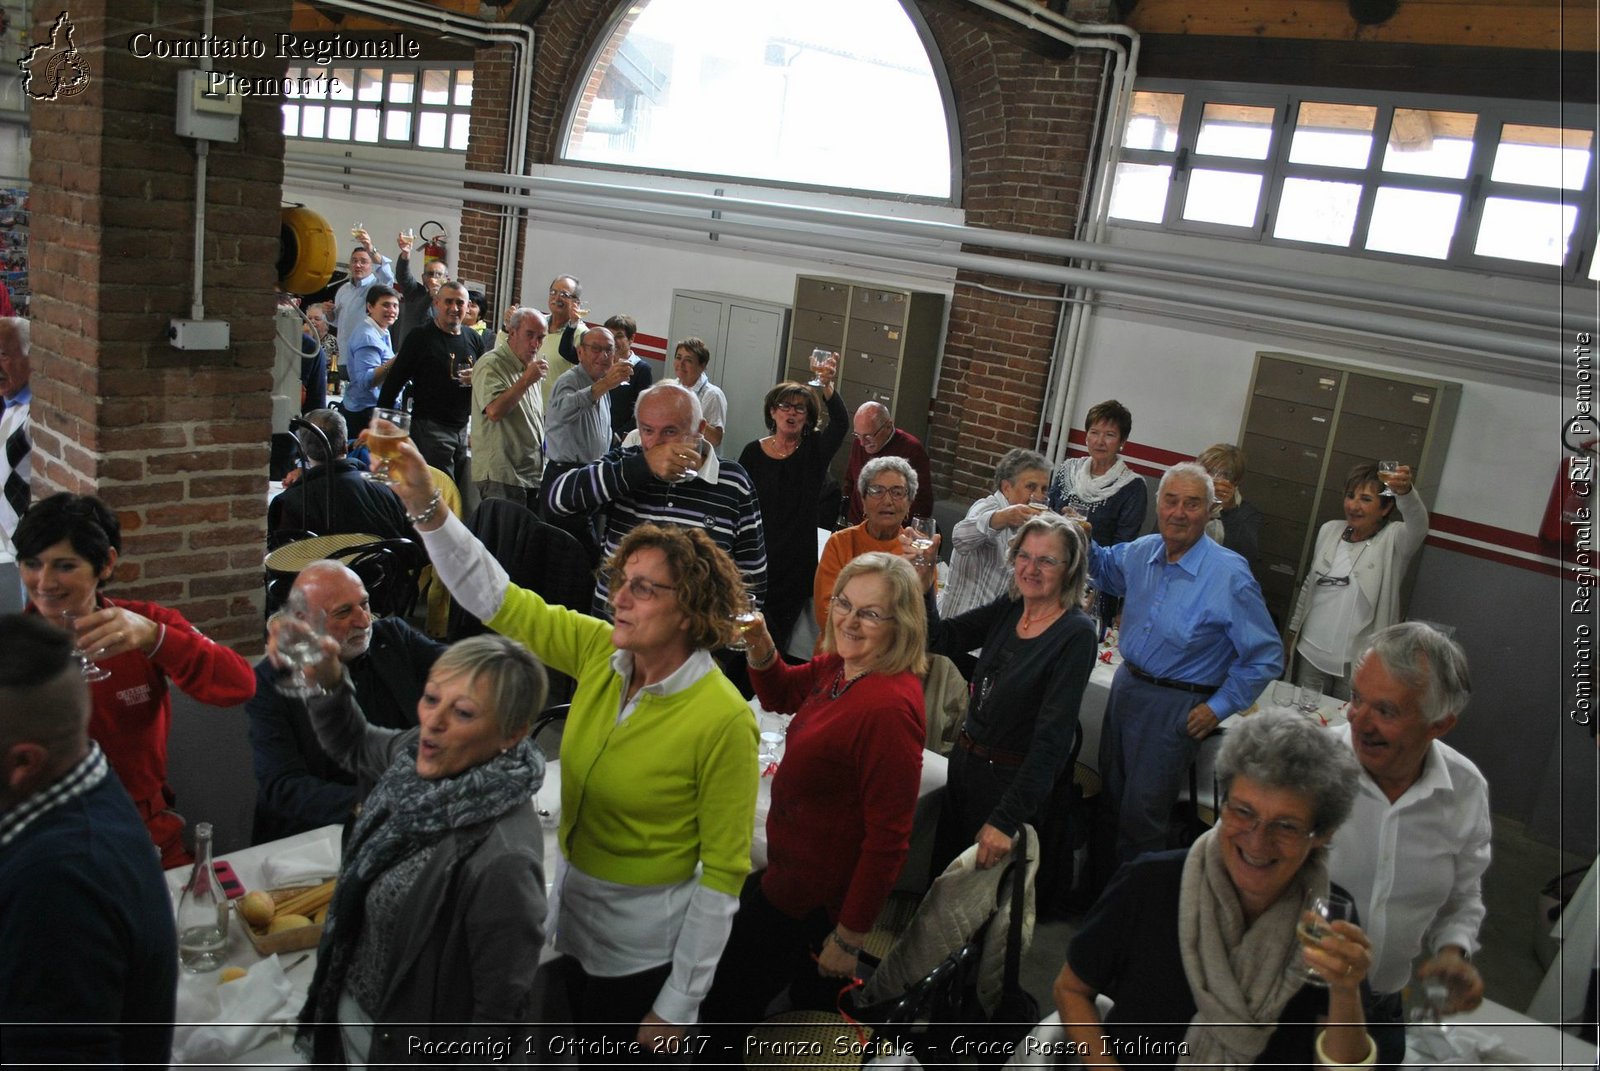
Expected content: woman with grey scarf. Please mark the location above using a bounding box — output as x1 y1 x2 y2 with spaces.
290 633 549 1066
1053 712 1376 1070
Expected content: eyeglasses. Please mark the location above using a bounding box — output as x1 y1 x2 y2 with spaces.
863 485 908 500
550 288 575 299
773 401 807 414
606 571 677 602
855 424 891 442
424 270 447 278
1219 799 1315 847
582 342 616 355
1315 573 1352 587
830 595 890 627
1014 549 1064 570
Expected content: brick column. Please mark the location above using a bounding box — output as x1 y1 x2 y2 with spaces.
459 43 520 303
28 1 291 649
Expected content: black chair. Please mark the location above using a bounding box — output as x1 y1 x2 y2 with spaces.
270 432 302 481
331 537 426 619
530 703 569 755
450 498 595 705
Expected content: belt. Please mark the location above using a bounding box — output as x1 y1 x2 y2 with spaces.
958 730 1026 767
1124 661 1219 695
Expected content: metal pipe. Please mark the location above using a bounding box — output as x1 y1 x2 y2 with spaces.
291 166 1559 366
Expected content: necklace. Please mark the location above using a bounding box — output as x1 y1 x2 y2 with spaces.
1018 603 1064 633
767 435 801 459
830 665 871 699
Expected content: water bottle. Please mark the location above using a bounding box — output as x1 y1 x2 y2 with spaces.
176 822 229 972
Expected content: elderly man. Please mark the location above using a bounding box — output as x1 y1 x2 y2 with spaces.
842 401 933 525
0 317 30 614
542 325 632 558
537 273 589 408
671 336 728 451
268 408 412 541
393 231 448 343
0 614 176 1065
550 381 766 617
378 280 485 493
331 228 396 347
1331 622 1488 1064
1089 461 1281 863
246 562 442 841
941 446 1052 619
473 307 550 511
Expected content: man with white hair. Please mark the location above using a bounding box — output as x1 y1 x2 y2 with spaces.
549 381 766 617
472 306 550 510
1088 461 1282 863
245 561 443 841
0 614 176 1064
0 316 30 613
1331 621 1488 1065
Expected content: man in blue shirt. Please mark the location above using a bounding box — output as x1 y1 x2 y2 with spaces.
1089 461 1282 863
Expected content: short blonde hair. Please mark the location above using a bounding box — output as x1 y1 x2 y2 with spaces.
820 552 928 676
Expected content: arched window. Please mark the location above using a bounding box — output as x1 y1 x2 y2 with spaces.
562 0 955 200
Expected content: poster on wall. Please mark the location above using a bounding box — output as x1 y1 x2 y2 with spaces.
0 187 27 315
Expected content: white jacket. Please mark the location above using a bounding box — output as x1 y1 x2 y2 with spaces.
1288 488 1429 666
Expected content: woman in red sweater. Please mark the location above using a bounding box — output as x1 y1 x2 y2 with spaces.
701 551 926 1031
15 493 255 867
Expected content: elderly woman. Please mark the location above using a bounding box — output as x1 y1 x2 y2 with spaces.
294 635 548 1066
701 552 926 1027
15 493 255 866
1047 398 1145 545
941 447 1051 619
379 435 758 1049
813 455 917 639
1198 442 1263 565
738 367 849 653
1288 462 1428 700
919 512 1097 875
1054 711 1374 1070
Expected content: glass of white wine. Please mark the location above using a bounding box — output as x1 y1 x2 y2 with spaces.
366 407 411 484
909 516 937 567
808 348 833 388
59 611 110 682
1288 888 1355 986
271 593 329 698
727 595 760 652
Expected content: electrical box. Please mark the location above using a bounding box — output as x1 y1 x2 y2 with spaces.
175 69 241 142
169 318 231 351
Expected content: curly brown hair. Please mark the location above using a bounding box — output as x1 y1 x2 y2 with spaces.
606 524 747 650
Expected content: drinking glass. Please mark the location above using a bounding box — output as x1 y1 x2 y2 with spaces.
757 711 787 767
366 407 411 484
1296 684 1323 716
350 221 365 239
727 595 760 652
808 348 833 388
1271 680 1298 711
909 516 937 567
453 352 474 385
59 611 110 682
271 597 329 698
1287 889 1356 986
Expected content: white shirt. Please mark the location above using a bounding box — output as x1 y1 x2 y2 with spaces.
1299 540 1373 674
683 373 727 454
940 490 1016 617
1327 724 1492 993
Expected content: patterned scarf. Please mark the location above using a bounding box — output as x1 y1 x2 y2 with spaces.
1054 455 1139 507
1176 827 1325 1068
296 738 542 1062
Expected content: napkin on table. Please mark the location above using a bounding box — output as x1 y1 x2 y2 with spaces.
172 953 307 1064
260 838 340 887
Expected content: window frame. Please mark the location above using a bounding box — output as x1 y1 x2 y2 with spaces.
553 0 963 205
281 62 474 153
1109 78 1599 283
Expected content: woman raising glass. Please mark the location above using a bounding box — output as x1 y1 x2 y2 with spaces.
738 365 849 655
379 435 758 1052
1054 711 1374 1070
701 552 926 1034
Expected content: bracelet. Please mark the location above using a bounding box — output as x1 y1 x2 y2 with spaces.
406 488 444 526
747 643 779 671
1313 1030 1376 1069
148 623 167 658
829 932 862 957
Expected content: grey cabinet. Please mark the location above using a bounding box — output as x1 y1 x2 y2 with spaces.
1239 353 1459 625
785 275 946 454
668 291 791 457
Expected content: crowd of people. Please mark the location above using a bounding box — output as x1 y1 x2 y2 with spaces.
0 238 1497 1070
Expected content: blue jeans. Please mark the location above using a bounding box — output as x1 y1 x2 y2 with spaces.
1099 667 1201 864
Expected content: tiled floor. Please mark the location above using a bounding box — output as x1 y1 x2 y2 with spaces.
1019 820 1591 1023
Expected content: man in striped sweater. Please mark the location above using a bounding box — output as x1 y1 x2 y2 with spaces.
549 381 767 618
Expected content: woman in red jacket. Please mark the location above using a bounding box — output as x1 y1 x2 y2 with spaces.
16 493 255 867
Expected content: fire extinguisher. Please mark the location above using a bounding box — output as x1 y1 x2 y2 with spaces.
1539 415 1597 547
418 221 449 263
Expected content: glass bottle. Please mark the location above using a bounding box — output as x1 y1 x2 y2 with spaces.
176 822 229 972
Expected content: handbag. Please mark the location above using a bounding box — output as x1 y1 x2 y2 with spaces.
972 827 1039 1066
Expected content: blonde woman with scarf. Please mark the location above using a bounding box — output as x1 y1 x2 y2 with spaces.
1046 399 1146 546
1053 712 1376 1070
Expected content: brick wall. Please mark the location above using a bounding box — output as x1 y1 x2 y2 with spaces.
29 0 291 649
460 42 520 303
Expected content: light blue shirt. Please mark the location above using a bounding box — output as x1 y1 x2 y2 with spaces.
341 317 393 412
1089 531 1281 718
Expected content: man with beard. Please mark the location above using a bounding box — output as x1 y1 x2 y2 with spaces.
244 560 443 841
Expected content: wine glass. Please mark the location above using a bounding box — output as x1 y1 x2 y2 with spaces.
59 611 110 682
453 352 474 385
909 516 937 567
757 710 787 768
808 348 833 388
727 595 759 652
350 221 365 239
366 407 411 484
1287 888 1355 986
271 596 329 698
1296 684 1323 717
